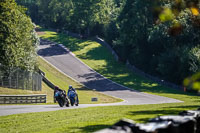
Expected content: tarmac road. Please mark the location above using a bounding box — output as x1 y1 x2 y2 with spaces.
0 39 182 116
37 39 182 105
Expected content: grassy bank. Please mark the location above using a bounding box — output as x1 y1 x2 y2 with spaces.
0 57 121 104
37 29 200 103
0 98 199 133
0 29 198 133
0 83 54 103
38 57 122 104
39 30 187 97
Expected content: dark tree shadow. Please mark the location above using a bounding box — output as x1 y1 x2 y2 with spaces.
38 44 69 57
39 29 199 98
47 34 88 52
72 124 110 133
128 105 200 123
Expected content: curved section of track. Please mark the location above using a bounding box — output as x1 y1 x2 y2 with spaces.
0 40 182 116
37 40 182 105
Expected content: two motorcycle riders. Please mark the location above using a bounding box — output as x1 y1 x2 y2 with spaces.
54 85 79 107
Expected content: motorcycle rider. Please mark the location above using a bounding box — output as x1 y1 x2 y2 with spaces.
54 86 65 98
54 86 69 106
67 85 79 105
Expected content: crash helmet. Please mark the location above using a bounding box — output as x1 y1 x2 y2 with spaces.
69 85 73 89
55 86 59 90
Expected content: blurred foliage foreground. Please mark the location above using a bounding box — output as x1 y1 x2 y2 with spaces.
184 72 200 92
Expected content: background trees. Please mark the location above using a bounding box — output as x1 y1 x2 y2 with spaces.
0 0 39 74
17 0 200 85
108 0 200 84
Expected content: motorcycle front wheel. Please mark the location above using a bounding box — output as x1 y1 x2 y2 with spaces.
57 98 64 107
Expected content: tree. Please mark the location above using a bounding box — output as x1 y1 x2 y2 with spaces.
0 0 39 74
106 0 200 84
23 0 115 36
112 0 154 63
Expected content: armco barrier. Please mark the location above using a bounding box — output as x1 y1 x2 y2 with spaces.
0 94 46 104
94 37 184 92
94 36 119 62
39 69 57 102
95 108 200 133
38 69 55 90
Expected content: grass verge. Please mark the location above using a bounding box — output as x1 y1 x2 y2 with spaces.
0 29 197 132
0 99 199 133
38 57 122 104
38 29 190 98
0 57 121 104
0 83 54 103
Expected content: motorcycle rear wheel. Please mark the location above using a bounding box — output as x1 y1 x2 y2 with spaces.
70 98 74 106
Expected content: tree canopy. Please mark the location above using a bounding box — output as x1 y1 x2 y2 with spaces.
0 0 39 73
17 0 200 85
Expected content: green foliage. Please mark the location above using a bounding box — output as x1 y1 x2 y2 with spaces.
184 46 200 91
0 90 199 132
109 0 200 84
18 0 116 36
148 3 200 83
17 0 200 85
15 0 39 23
3 28 199 133
0 0 39 73
184 72 200 91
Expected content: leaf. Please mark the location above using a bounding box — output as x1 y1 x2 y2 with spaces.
159 8 175 22
190 7 199 16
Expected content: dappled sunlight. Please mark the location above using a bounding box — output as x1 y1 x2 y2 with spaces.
115 73 130 78
74 43 102 58
141 83 159 88
124 81 135 86
38 29 200 102
38 57 120 104
39 31 57 38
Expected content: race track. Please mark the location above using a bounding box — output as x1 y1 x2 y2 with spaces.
0 39 182 116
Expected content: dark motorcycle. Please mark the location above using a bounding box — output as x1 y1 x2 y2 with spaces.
68 90 79 106
54 90 69 107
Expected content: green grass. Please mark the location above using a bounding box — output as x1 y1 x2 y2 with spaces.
0 29 198 133
0 100 199 133
38 57 122 104
0 57 121 104
39 30 187 98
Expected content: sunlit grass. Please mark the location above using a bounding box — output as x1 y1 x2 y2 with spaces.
38 57 122 104
0 56 122 104
0 28 198 133
26 28 200 132
0 100 199 133
0 83 54 103
38 29 188 99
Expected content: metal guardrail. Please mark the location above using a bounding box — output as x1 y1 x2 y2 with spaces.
0 94 46 104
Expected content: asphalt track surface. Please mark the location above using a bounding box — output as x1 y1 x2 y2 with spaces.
0 39 182 116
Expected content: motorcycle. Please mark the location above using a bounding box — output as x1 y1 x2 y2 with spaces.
54 90 69 107
68 90 79 106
